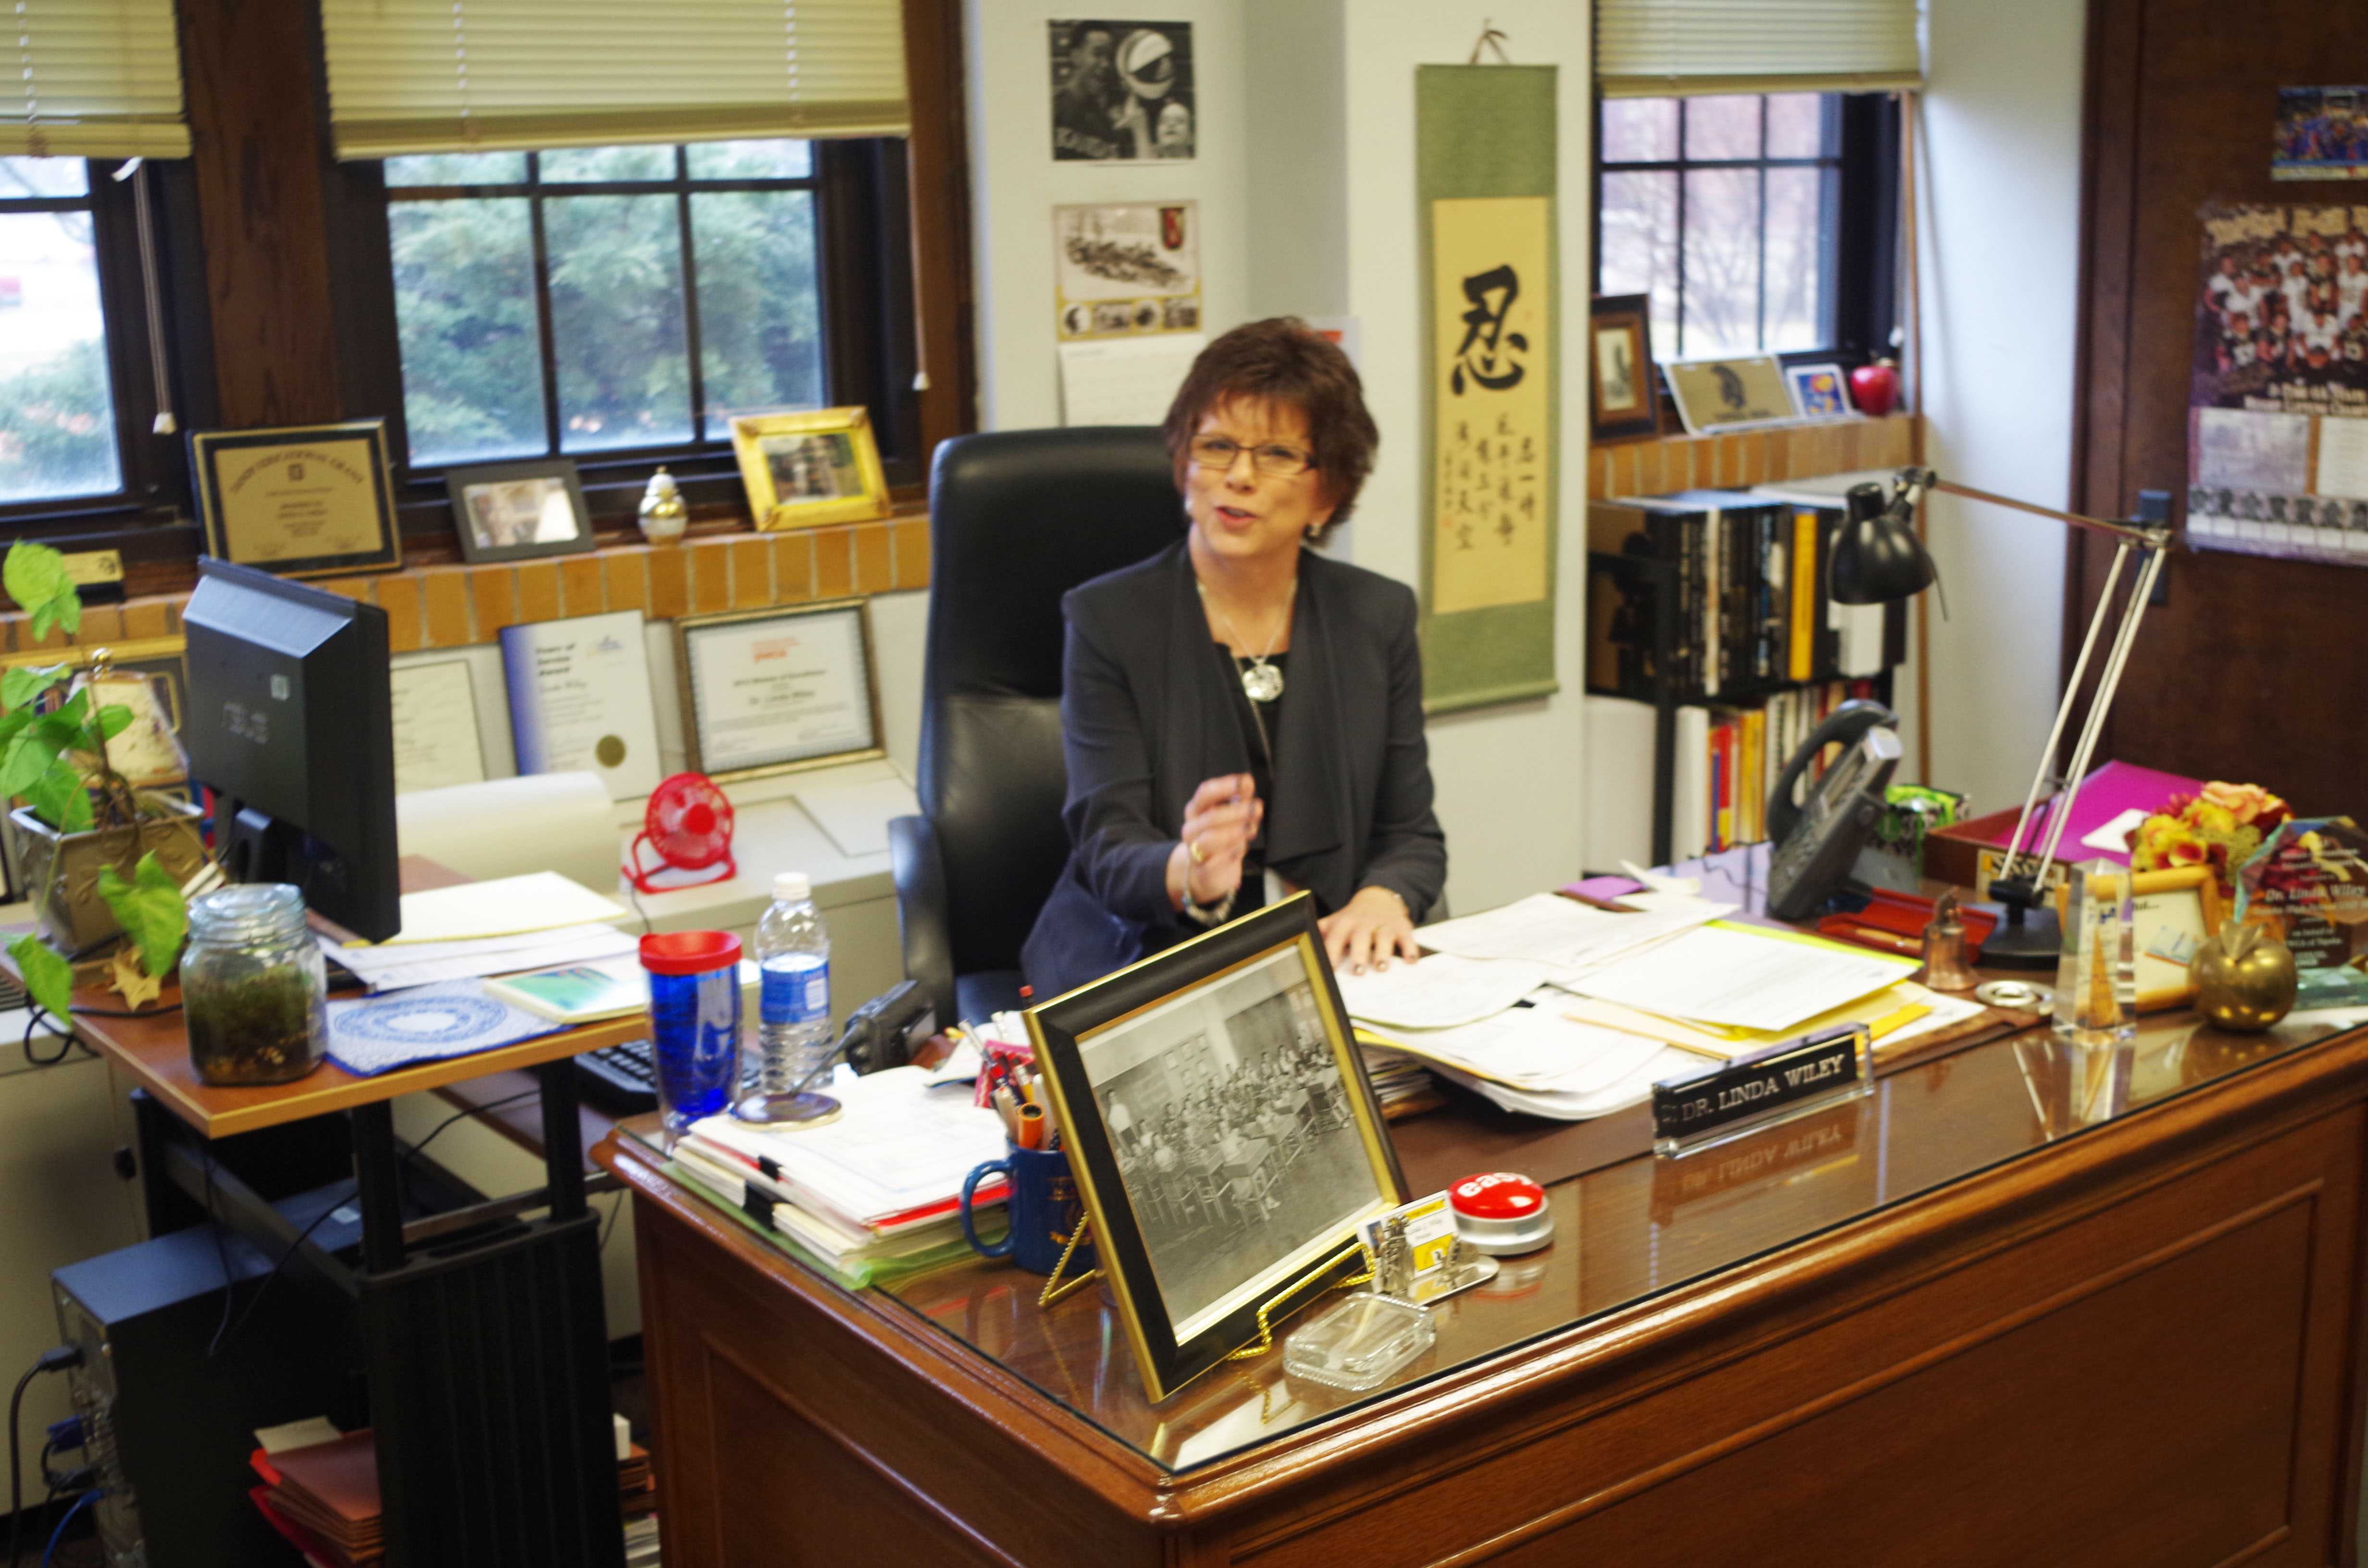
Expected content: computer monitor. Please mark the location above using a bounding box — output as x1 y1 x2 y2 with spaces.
183 559 401 942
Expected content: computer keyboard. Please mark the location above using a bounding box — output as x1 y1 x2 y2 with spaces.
573 1040 660 1115
573 1039 763 1117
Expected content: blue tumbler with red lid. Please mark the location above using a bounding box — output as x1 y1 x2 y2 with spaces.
641 931 743 1139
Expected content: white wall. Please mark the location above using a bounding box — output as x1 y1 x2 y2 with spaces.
965 0 1250 429
1910 0 2090 813
968 0 1596 913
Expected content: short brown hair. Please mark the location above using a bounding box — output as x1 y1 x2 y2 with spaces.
1161 317 1379 533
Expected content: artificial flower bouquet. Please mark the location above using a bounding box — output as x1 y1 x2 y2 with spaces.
2129 779 2293 898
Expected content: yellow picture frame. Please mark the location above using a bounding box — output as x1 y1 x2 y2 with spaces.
728 407 891 531
2051 864 2226 1013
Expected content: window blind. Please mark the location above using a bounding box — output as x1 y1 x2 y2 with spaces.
2 0 190 159
1596 0 1923 98
319 0 911 160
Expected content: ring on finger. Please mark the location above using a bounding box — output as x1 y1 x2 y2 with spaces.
1187 838 1208 865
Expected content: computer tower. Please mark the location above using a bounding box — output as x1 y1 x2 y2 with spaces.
50 1185 365 1568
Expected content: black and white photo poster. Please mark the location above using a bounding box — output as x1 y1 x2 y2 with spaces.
1048 20 1195 162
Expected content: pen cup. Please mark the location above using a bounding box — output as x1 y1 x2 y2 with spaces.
641 931 743 1140
959 1143 1093 1277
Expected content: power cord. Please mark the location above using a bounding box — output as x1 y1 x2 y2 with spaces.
206 1188 356 1362
38 1490 95 1567
7 1347 83 1568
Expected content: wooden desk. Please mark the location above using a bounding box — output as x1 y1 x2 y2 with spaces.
602 998 2368 1566
49 858 634 1568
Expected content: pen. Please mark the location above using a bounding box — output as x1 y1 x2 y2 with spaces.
990 1084 1021 1140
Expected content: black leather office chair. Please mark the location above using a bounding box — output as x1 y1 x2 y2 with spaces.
889 427 1182 1027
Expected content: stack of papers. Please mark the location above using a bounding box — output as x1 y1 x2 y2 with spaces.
324 872 635 993
1415 894 1733 981
667 1066 1010 1285
483 953 758 1025
1360 991 1702 1120
1562 921 1914 1035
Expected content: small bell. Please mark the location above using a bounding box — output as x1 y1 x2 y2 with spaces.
638 466 688 545
1915 889 1981 993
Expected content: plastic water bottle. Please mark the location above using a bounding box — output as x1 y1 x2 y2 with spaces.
738 871 839 1126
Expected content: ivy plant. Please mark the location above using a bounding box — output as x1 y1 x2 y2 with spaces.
0 541 190 1021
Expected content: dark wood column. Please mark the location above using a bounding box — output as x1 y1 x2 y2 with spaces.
177 0 344 429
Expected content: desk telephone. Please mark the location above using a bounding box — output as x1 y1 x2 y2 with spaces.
1765 699 1903 921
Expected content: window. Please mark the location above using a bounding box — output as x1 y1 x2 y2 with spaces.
372 136 918 505
1594 92 1899 364
0 159 125 505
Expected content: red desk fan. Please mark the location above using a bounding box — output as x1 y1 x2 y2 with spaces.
625 772 738 893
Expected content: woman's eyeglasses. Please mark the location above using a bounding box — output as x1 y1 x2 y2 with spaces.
1188 435 1317 478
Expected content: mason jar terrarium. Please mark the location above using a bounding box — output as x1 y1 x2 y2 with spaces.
182 884 327 1086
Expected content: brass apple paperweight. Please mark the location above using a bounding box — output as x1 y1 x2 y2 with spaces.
2190 920 2298 1032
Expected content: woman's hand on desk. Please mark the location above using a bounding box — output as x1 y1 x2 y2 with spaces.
1167 773 1263 910
1320 886 1418 976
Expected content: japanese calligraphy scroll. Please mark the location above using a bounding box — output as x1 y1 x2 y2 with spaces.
1417 64 1558 712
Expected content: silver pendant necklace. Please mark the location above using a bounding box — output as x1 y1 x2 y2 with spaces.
1198 578 1294 703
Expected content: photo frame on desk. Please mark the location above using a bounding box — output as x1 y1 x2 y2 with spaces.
188 420 402 578
675 600 884 784
730 408 891 531
1027 896 1406 1404
1589 294 1660 443
2052 864 2225 1012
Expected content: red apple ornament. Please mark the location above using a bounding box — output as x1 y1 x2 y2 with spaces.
1849 359 1900 417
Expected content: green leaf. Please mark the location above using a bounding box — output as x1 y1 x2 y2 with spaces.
25 758 90 834
92 703 133 744
0 664 68 711
8 933 72 1025
0 710 32 747
97 853 186 980
0 730 50 798
2 543 76 644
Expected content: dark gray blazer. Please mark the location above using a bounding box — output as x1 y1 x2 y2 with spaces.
1021 540 1447 999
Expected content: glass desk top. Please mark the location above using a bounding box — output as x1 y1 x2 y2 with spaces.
868 1005 2355 1474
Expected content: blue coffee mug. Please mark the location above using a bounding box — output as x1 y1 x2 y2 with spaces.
959 1143 1095 1276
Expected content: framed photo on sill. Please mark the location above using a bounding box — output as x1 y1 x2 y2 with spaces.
729 408 891 531
189 420 403 579
1664 355 1798 436
1026 896 1407 1404
0 636 191 794
1589 294 1660 443
444 458 597 564
675 600 885 783
1784 362 1857 421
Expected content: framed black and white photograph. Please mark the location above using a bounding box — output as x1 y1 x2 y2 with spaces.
1028 897 1406 1403
1048 20 1195 162
444 459 596 564
1589 293 1659 443
676 600 884 783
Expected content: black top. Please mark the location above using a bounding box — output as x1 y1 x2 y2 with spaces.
1020 540 1447 1001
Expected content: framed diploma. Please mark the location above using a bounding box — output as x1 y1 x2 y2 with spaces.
676 600 885 782
189 420 403 578
500 610 666 801
389 658 489 794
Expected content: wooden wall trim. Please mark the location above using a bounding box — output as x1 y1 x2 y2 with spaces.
902 0 981 464
178 0 342 428
1588 413 1919 500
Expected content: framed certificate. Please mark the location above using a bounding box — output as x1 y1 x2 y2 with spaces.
189 420 403 578
389 658 489 794
676 600 884 782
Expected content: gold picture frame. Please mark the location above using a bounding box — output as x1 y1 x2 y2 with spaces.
1026 896 1407 1404
188 420 403 578
673 600 886 784
729 407 891 531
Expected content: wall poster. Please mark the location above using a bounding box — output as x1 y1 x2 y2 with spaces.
1053 201 1201 339
2187 203 2368 565
1417 64 1558 713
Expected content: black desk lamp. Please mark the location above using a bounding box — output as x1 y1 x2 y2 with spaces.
1829 470 2176 966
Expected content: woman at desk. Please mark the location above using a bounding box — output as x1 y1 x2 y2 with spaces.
1023 318 1447 997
